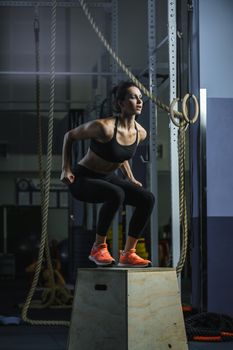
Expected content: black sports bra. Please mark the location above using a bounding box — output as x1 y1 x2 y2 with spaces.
89 117 138 163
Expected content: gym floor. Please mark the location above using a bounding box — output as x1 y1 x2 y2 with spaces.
1 326 233 350
0 278 232 350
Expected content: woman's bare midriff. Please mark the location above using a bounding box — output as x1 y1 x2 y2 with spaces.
78 148 121 174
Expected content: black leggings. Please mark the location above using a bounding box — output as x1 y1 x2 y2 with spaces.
69 165 155 239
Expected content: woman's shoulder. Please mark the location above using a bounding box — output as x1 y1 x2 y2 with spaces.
99 116 116 125
92 116 116 139
135 121 147 142
135 121 146 133
90 116 115 128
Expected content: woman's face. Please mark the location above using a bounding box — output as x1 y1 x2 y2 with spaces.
119 86 143 116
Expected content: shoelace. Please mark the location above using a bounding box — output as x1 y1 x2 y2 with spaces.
128 252 140 260
100 248 109 256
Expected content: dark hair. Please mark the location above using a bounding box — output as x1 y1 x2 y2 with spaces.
112 81 139 113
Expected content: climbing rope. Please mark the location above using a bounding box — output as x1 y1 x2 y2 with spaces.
78 0 198 121
79 0 173 114
33 6 57 310
170 96 199 274
78 0 199 274
21 0 71 326
176 118 189 274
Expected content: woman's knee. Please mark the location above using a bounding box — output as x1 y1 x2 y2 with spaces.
144 191 155 210
111 187 125 206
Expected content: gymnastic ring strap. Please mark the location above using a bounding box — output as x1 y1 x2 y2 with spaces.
182 93 199 124
169 98 183 127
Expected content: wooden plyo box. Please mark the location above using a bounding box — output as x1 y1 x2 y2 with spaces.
67 268 188 350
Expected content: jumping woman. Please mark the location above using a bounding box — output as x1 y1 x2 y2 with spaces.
60 81 155 267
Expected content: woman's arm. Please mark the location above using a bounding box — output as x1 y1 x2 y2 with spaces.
120 161 142 187
60 131 75 184
136 122 147 143
60 120 106 184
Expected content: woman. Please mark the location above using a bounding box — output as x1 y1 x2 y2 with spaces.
60 81 155 267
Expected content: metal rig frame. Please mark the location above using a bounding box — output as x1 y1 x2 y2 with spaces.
168 0 180 268
148 0 158 266
0 0 180 268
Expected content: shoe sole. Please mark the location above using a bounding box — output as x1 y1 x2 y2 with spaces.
117 263 150 268
89 255 115 266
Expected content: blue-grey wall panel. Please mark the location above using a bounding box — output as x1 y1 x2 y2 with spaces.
207 98 233 217
192 0 233 313
191 217 201 309
199 0 233 98
207 217 233 317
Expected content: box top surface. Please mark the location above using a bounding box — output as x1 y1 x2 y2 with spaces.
78 267 176 273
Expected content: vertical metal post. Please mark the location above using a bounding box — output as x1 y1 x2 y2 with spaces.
65 7 71 112
199 88 207 311
148 0 158 266
125 205 131 239
110 0 118 87
3 206 7 254
111 0 119 259
86 203 93 230
168 0 180 267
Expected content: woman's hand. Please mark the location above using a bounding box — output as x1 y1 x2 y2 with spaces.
129 177 142 187
120 161 143 187
60 169 75 185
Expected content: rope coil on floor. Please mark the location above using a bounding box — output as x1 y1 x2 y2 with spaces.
185 312 233 342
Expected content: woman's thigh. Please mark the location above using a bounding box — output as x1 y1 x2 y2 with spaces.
69 176 124 203
107 175 154 206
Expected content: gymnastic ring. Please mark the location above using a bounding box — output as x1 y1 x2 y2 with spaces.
169 98 181 127
182 93 199 124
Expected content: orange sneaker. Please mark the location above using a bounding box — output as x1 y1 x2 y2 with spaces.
118 249 151 268
89 243 115 266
